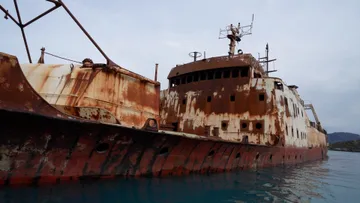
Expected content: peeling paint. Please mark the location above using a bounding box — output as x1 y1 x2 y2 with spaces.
0 48 327 187
160 53 327 149
20 62 160 129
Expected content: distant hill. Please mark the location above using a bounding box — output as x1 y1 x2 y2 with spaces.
328 140 360 152
327 132 360 144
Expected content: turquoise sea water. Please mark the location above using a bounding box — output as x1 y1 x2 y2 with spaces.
1 150 359 203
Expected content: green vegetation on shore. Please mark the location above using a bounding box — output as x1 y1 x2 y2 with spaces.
328 140 360 152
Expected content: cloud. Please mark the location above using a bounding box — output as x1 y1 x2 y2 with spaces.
163 40 181 48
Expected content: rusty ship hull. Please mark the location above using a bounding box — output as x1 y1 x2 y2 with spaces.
0 53 327 187
0 109 326 186
0 1 328 187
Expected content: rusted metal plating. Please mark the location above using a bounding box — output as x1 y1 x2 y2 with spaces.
0 52 327 187
0 45 329 188
160 53 327 149
0 52 75 119
1 0 161 130
0 106 327 187
20 60 160 130
0 0 328 186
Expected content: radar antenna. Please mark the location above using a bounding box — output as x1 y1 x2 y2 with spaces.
189 51 202 62
218 14 254 57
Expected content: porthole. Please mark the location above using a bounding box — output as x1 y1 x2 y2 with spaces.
159 147 169 155
256 123 262 129
255 152 260 160
95 143 110 153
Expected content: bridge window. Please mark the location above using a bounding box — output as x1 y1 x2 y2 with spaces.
274 81 283 91
284 97 288 106
181 76 186 84
170 80 175 87
186 75 193 83
286 125 288 135
207 96 212 102
193 73 199 82
175 78 180 85
170 66 251 87
241 67 249 77
215 70 222 79
208 71 214 80
200 71 206 80
223 70 231 78
232 69 239 78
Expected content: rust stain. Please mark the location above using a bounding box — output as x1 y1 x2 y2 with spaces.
160 53 327 150
19 59 160 129
0 21 327 187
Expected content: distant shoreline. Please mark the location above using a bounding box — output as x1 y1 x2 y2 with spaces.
328 140 360 153
328 148 360 153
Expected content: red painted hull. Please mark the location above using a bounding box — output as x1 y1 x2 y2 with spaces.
0 109 328 187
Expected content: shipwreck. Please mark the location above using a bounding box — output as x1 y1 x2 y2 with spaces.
0 0 328 187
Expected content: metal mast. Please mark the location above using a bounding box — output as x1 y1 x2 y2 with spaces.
259 43 277 76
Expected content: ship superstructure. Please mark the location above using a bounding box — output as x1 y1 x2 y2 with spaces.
159 18 327 150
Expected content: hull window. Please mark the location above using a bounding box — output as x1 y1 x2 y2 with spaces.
221 121 229 131
230 94 235 102
259 93 265 101
213 127 220 137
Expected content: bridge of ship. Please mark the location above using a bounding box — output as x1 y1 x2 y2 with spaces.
159 53 327 148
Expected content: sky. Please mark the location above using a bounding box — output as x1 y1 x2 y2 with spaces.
0 0 359 134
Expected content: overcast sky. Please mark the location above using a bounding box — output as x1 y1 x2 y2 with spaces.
0 0 359 134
